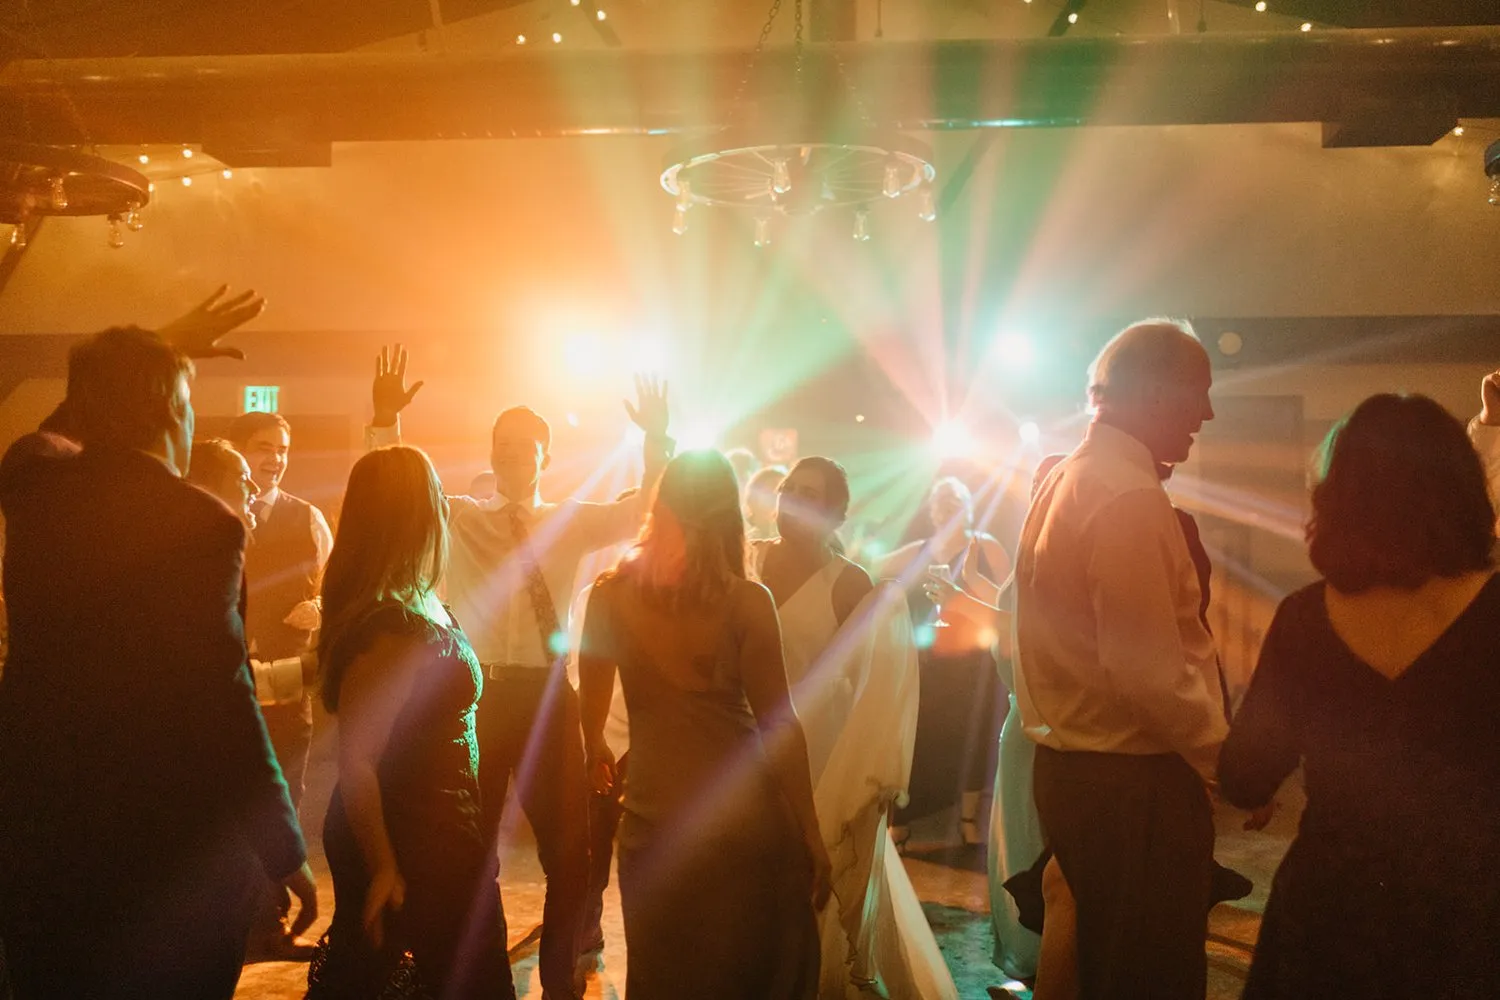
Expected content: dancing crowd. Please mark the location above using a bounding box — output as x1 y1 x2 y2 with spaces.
1 295 1498 1000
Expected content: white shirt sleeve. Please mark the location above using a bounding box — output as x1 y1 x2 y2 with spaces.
252 656 307 706
365 420 401 452
1086 489 1227 780
1467 417 1500 519
309 504 334 570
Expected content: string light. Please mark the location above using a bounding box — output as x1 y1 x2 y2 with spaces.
596 9 606 20
1254 1 1267 10
1300 21 1312 31
181 147 194 159
181 176 192 187
516 33 527 43
570 0 580 5
147 182 155 193
1454 126 1465 136
552 31 563 43
222 169 233 179
855 414 866 423
137 152 150 164
1067 11 1078 23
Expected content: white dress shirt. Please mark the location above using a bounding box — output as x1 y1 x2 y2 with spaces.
1012 422 1227 780
368 423 646 669
1467 417 1500 529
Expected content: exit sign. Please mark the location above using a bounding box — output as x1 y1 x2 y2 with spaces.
243 385 281 413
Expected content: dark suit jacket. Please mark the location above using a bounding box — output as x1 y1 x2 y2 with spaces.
0 433 305 925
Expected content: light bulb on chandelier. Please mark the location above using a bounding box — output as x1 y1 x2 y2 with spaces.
853 209 871 242
772 158 792 195
126 203 144 232
106 215 125 250
883 161 901 199
9 222 26 249
917 186 936 222
48 176 69 211
676 179 693 213
754 216 771 248
672 206 689 235
1490 176 1500 207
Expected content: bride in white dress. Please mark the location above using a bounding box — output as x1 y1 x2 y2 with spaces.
755 457 959 1000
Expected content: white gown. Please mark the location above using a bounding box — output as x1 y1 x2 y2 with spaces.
987 650 1043 980
759 552 960 1000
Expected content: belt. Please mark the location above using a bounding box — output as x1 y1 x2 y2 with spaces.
483 661 559 680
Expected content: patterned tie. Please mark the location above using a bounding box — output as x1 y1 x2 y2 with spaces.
505 503 564 664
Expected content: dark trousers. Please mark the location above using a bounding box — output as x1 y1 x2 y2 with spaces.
582 752 628 948
250 698 313 940
1032 746 1214 1000
476 665 590 1000
894 648 1001 824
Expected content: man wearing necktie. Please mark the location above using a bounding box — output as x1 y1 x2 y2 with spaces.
368 346 670 1000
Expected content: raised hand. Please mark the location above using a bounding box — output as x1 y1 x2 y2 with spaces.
624 373 670 439
1481 370 1500 426
372 343 424 426
155 285 266 360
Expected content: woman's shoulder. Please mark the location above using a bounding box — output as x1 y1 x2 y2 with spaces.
339 600 444 653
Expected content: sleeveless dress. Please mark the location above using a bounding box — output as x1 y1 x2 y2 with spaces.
755 548 960 1000
306 603 512 1000
582 576 820 1000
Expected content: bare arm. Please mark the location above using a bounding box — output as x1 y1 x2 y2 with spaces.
737 581 832 909
335 629 426 947
830 559 875 628
577 584 619 792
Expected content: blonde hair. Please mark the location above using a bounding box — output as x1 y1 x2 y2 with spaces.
606 450 746 611
318 446 448 710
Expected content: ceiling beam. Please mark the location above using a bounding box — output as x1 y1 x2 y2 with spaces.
0 27 1495 146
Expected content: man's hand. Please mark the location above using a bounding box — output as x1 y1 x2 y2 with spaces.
283 861 320 938
624 373 669 440
373 343 424 427
156 285 265 360
1480 370 1500 426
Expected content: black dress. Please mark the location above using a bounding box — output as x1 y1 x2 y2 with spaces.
1218 578 1500 1000
307 603 513 1000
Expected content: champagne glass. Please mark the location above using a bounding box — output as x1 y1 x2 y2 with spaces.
927 563 952 628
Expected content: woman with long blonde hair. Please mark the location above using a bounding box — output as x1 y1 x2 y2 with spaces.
578 449 831 999
306 446 513 999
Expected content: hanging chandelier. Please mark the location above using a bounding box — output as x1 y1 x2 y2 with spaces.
0 142 151 250
659 0 937 246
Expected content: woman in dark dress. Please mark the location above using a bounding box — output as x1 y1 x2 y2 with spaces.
577 449 832 1000
1219 393 1500 999
306 445 513 999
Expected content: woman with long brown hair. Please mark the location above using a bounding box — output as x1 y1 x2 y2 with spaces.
578 449 831 999
306 446 512 999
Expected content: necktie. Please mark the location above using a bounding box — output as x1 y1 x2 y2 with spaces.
505 503 564 663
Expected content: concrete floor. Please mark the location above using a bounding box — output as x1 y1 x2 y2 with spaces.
237 747 1298 1000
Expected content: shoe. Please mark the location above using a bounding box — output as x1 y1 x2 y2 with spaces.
1210 862 1254 906
244 930 317 963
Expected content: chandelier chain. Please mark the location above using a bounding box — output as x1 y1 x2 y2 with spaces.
793 0 804 83
726 0 785 119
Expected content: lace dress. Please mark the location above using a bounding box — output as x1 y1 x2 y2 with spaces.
307 603 512 1000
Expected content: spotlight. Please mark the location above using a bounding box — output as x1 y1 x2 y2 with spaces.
1019 421 1041 445
563 334 604 377
566 412 581 427
932 419 975 459
675 421 721 451
995 333 1034 370
633 338 669 374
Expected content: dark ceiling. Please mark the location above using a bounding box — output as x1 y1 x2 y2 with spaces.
4 0 1500 63
0 0 522 59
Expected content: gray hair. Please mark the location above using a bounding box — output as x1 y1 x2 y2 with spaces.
1087 318 1203 409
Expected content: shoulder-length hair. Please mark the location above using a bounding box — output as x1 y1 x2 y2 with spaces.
1308 393 1494 593
605 449 747 611
318 445 449 710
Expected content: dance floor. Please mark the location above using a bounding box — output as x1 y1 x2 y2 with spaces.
236 745 1297 1000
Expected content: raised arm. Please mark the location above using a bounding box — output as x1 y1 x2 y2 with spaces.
737 581 832 910
366 343 425 449
1086 489 1228 780
333 628 427 948
1468 369 1500 513
576 375 674 549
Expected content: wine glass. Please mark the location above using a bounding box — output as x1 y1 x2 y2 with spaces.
927 563 952 628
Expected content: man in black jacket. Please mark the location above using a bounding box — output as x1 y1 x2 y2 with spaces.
0 325 315 998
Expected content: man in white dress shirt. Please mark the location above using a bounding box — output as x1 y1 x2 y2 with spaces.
1467 369 1500 524
1012 319 1226 999
368 347 669 1000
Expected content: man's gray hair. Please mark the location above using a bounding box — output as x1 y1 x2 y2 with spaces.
1087 318 1202 409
